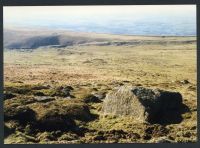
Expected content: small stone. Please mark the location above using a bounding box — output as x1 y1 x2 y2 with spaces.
34 96 55 103
181 80 190 84
93 92 106 100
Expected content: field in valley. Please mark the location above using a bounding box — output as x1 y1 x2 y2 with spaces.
3 32 197 143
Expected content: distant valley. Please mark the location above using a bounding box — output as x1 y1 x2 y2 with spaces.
4 28 196 49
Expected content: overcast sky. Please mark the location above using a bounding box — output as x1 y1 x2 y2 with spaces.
4 5 195 21
3 5 196 35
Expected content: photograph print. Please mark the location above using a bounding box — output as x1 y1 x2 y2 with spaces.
3 5 197 144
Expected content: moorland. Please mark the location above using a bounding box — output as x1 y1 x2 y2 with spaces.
3 29 197 143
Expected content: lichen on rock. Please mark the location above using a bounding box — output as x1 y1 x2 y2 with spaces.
101 86 184 123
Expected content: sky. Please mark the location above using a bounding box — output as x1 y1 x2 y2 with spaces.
3 5 196 36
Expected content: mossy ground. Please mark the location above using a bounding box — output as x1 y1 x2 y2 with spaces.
4 36 197 143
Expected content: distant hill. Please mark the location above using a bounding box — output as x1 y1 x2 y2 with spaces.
4 28 196 49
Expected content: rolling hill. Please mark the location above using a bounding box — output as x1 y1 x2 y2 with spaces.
4 28 196 49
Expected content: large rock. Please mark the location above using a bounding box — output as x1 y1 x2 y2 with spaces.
101 86 183 123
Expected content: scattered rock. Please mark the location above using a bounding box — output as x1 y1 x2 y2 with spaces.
34 96 55 103
176 80 190 85
102 86 184 123
92 92 106 100
63 95 75 100
180 80 190 84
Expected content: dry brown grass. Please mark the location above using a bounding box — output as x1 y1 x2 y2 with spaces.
4 35 197 143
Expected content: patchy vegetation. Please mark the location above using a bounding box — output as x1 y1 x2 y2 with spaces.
4 35 197 143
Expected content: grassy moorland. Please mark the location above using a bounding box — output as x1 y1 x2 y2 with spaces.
4 30 197 143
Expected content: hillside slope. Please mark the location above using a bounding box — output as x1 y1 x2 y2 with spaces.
4 28 196 49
